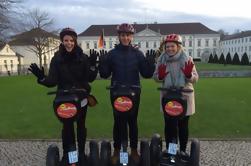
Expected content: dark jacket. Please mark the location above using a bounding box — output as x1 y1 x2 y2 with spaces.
38 45 97 93
99 44 155 87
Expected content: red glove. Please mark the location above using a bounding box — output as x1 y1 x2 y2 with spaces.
158 64 168 80
181 61 194 78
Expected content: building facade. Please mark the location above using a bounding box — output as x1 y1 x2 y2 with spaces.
219 31 251 62
0 43 23 75
78 23 220 61
9 28 60 70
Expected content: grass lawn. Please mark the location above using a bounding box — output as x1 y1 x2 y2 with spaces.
0 76 250 139
195 62 251 71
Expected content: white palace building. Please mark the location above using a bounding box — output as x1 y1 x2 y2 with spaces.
78 22 220 61
219 31 251 62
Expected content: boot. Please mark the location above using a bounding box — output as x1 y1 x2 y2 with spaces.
131 148 140 164
59 154 68 166
78 152 87 166
111 148 120 165
179 151 190 161
77 128 86 155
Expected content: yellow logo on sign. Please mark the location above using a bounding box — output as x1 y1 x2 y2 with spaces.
167 101 174 107
60 104 66 109
117 97 123 103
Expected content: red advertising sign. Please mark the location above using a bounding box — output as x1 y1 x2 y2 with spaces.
57 103 78 119
164 101 184 116
114 97 133 112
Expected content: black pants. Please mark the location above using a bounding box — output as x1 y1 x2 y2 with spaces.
111 94 140 149
164 116 190 152
62 106 87 154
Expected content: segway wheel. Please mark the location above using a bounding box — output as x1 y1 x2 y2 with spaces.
100 140 111 166
89 140 100 166
140 140 150 166
190 139 200 166
46 144 60 166
150 134 162 166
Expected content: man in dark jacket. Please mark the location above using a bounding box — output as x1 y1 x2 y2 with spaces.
99 23 156 164
28 27 98 165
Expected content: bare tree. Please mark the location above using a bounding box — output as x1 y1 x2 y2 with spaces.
28 29 58 69
0 0 22 41
217 29 229 40
0 0 21 9
23 9 58 70
24 8 54 30
233 29 241 34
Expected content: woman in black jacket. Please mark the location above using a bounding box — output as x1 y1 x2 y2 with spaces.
28 27 98 165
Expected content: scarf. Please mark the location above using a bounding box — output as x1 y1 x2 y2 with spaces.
158 50 189 88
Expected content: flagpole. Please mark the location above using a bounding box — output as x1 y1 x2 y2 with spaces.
102 28 105 49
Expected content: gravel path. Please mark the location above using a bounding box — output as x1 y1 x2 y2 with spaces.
0 140 250 166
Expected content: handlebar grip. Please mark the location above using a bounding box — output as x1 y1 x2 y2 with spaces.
106 86 113 90
182 89 194 93
157 87 167 91
47 92 57 95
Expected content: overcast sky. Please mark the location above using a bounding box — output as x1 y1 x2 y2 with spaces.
21 0 251 34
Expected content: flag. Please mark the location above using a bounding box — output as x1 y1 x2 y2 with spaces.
98 30 104 48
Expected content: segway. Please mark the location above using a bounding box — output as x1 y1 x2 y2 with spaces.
100 85 150 166
150 87 200 166
45 88 99 166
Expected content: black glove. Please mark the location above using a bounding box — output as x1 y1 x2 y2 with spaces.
146 49 156 64
89 49 99 66
99 49 108 63
28 63 45 80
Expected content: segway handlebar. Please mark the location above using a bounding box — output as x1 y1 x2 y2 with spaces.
157 87 193 93
106 85 141 90
47 88 87 95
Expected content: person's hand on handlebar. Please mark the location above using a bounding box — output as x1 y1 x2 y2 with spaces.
28 63 45 80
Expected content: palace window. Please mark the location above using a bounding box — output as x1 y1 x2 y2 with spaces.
94 41 97 49
189 40 192 47
86 42 90 49
104 41 106 48
189 49 193 57
182 40 186 47
197 49 201 57
138 42 141 48
109 41 113 48
213 39 217 47
197 39 201 47
153 41 157 48
205 39 209 47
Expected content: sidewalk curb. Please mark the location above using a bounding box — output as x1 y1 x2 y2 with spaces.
0 138 251 142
